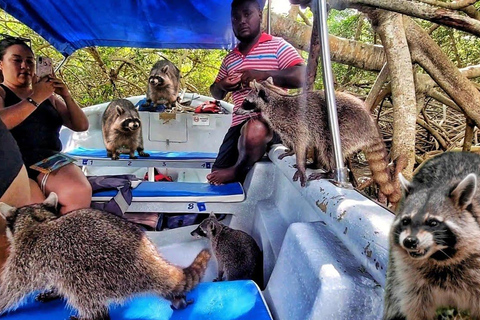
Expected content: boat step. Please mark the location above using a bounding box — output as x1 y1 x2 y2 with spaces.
264 222 383 320
1 280 272 320
92 181 245 203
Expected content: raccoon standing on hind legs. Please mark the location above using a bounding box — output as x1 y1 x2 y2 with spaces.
384 152 480 320
102 98 149 160
239 77 401 207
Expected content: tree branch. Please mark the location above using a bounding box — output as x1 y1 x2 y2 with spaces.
336 0 480 37
415 0 477 10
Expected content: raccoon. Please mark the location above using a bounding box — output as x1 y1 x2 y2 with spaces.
102 98 149 160
384 152 480 320
190 213 263 288
239 77 401 206
0 193 211 320
146 59 181 109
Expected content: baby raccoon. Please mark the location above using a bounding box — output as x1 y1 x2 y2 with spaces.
146 59 180 109
190 213 263 288
0 193 211 320
384 152 480 319
102 98 149 160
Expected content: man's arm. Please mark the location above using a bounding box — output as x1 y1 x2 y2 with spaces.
210 74 242 100
239 64 306 89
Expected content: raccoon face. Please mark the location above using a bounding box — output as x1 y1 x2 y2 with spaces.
393 208 456 261
149 75 165 87
190 213 219 239
0 193 59 241
393 173 478 262
120 118 141 132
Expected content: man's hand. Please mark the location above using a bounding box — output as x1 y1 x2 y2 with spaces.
218 74 242 92
239 69 267 87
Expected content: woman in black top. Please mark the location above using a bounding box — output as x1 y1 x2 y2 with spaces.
0 36 91 214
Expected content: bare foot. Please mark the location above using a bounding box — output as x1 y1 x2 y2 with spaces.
207 168 236 185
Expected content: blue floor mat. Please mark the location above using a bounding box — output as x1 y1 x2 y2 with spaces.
1 280 271 320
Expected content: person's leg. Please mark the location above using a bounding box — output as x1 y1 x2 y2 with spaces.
29 178 45 203
0 165 31 271
208 119 272 185
0 165 31 207
39 164 92 215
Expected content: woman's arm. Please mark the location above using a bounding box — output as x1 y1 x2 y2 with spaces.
50 77 89 132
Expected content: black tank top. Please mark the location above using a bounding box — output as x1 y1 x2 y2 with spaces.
1 84 63 178
0 118 23 196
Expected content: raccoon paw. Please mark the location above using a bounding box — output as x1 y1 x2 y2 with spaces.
129 155 138 159
293 170 307 187
278 150 294 160
170 295 194 310
138 151 150 157
111 155 120 160
35 289 61 302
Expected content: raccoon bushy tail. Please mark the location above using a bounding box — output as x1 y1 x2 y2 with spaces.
177 249 211 293
363 135 402 206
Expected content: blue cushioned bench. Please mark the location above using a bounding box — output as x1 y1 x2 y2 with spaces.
1 280 272 320
93 181 245 203
66 147 217 170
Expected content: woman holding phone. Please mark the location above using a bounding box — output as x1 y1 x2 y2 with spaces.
0 35 91 214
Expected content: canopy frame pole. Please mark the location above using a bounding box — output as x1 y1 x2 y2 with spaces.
266 0 272 34
314 0 348 185
54 55 69 73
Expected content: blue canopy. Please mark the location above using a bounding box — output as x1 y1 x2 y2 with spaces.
0 0 266 56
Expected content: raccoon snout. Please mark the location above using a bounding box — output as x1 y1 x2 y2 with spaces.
403 236 419 249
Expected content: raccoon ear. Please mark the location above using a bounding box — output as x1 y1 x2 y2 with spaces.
265 77 274 85
43 192 59 209
161 65 169 73
250 79 258 90
398 173 412 195
450 173 477 210
209 212 216 219
0 202 16 220
115 105 125 116
208 221 217 236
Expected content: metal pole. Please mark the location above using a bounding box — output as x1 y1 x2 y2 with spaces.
54 55 69 73
266 0 272 34
315 0 348 185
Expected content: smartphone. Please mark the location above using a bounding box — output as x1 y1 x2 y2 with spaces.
36 56 53 78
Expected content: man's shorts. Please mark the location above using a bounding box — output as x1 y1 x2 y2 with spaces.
212 119 282 170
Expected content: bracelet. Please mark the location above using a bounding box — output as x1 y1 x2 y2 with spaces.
26 97 39 107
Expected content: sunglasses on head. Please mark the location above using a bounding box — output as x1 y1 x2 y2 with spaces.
0 33 32 48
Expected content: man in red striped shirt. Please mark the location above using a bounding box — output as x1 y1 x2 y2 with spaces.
207 0 305 185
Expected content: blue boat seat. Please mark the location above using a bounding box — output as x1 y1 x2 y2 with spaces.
66 147 217 170
92 181 245 203
1 280 272 320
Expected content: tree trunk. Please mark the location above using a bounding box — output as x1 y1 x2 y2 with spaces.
368 10 417 178
403 16 480 128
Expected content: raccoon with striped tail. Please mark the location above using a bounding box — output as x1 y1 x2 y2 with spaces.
238 77 401 206
384 152 480 320
0 193 211 320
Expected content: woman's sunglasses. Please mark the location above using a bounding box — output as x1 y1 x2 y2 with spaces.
0 33 32 48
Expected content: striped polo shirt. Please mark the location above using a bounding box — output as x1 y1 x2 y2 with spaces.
215 33 304 127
